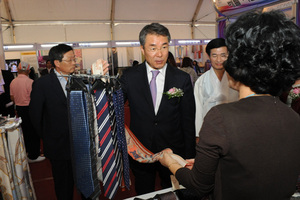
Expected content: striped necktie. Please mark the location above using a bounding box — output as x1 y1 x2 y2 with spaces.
107 86 123 187
113 88 130 189
94 89 119 199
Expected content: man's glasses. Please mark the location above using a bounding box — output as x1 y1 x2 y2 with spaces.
62 58 77 63
147 45 169 53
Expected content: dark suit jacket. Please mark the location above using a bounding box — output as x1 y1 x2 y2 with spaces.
0 70 15 116
120 62 196 158
29 73 71 160
40 68 54 76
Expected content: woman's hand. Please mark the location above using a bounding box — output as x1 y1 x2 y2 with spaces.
158 148 176 168
185 159 195 170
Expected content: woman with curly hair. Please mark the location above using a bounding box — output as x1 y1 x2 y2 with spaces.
159 10 300 200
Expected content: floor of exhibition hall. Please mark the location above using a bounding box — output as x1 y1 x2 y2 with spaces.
29 158 162 200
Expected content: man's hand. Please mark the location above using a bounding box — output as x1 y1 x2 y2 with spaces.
91 59 109 75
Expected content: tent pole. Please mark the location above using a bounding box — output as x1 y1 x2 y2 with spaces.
3 0 16 44
110 0 115 41
191 0 203 39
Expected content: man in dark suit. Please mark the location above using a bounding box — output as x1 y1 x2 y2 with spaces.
120 23 196 195
0 70 15 117
29 44 109 200
39 59 54 76
29 44 76 200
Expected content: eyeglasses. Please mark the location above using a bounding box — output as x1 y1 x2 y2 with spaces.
62 58 77 63
147 45 169 53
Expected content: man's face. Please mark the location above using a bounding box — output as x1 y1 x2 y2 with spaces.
209 46 228 71
46 61 52 69
141 34 169 70
55 50 76 75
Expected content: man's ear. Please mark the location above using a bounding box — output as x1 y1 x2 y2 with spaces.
54 60 60 68
140 45 145 56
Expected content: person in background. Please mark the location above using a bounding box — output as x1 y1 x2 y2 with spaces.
167 51 177 68
40 59 54 76
0 69 15 117
132 60 139 66
179 57 198 86
29 44 108 200
192 60 201 75
10 61 45 163
280 78 300 115
29 66 37 80
159 10 300 200
194 38 238 142
120 23 195 195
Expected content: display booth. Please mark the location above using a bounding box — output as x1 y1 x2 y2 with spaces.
213 0 298 38
2 39 213 77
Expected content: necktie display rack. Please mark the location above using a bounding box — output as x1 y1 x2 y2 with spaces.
65 74 129 200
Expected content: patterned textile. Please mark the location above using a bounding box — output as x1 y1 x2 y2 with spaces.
0 119 36 200
125 125 163 163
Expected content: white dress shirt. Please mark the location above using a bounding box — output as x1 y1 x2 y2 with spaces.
54 69 68 97
146 62 167 115
194 69 239 136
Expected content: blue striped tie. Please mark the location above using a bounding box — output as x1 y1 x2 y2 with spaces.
107 86 123 187
113 88 130 189
94 89 119 199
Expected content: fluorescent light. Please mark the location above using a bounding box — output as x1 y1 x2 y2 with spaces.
41 44 59 48
203 40 211 44
178 40 201 44
4 45 34 50
79 42 108 47
41 43 74 48
115 42 140 46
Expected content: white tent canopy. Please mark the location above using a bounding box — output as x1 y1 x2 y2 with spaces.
0 0 217 44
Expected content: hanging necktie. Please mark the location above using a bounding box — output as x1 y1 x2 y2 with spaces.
113 88 130 190
106 84 123 187
94 89 119 199
85 87 102 200
68 90 95 198
150 70 160 108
